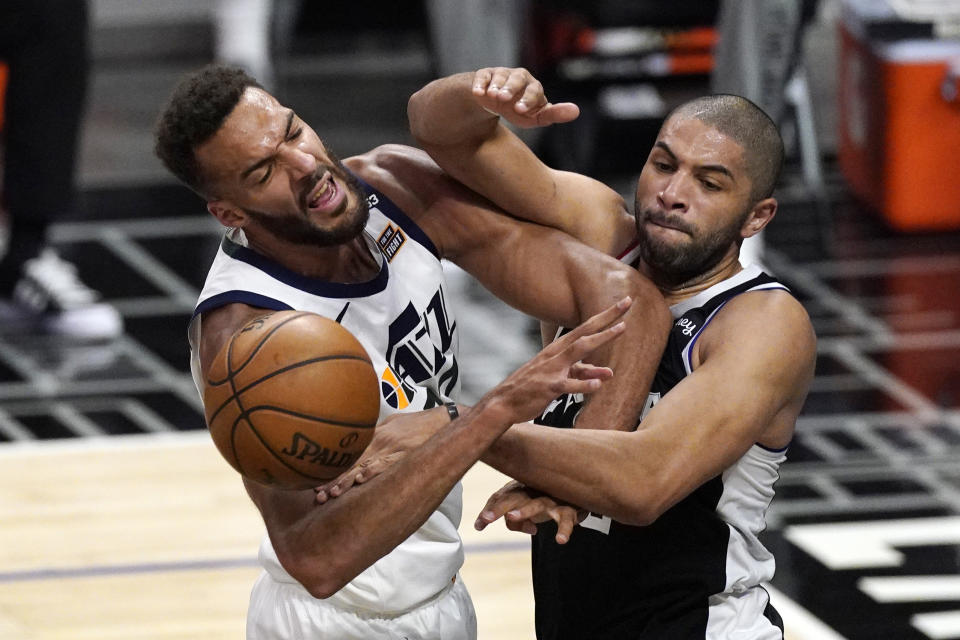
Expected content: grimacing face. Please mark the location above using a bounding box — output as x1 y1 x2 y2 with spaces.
633 116 755 287
196 87 369 246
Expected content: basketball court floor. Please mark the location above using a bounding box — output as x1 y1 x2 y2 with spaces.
2 20 960 640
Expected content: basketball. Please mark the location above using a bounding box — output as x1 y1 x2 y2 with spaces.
203 310 380 490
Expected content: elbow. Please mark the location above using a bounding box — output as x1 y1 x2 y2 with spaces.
617 504 661 528
610 485 669 527
603 267 670 328
275 548 352 600
303 579 345 601
407 90 429 144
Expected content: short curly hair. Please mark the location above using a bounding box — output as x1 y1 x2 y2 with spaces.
154 65 261 197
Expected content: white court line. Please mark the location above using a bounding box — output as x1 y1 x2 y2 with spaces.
765 583 848 640
0 429 210 458
912 610 960 639
860 575 960 602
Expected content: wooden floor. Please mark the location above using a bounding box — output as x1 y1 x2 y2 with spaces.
0 433 842 639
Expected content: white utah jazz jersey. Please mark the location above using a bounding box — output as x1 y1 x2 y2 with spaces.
188 177 463 614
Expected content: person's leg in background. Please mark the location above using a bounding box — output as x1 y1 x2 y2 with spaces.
0 0 121 339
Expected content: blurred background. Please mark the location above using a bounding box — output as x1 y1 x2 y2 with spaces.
2 0 960 638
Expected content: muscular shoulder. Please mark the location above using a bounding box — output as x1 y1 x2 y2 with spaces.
696 288 816 373
345 145 449 220
346 144 511 258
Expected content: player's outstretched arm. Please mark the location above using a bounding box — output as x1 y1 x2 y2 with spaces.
202 298 631 598
482 292 816 526
408 68 631 254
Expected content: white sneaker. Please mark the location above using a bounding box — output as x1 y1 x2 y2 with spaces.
0 249 123 340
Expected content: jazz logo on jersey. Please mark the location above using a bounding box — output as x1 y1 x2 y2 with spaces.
377 223 406 262
381 365 414 410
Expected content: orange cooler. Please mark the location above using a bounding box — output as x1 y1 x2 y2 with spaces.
838 6 960 231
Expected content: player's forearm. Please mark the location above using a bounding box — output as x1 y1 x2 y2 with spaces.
408 72 498 147
484 422 662 526
265 397 515 598
566 260 671 431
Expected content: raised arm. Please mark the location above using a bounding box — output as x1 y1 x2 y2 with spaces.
198 296 631 597
355 146 671 433
409 68 633 255
482 291 816 525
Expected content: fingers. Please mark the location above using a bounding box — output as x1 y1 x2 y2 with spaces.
315 467 359 504
569 361 615 380
536 102 581 125
471 68 494 96
474 483 528 531
565 320 627 366
502 500 582 543
471 67 579 127
546 296 632 354
552 506 580 544
315 453 401 504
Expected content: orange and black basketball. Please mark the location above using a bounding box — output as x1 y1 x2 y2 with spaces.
203 311 380 490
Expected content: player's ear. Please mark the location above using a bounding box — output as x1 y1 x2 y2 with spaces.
741 197 777 239
207 200 247 228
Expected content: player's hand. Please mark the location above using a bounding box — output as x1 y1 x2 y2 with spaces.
485 296 631 424
472 67 580 129
315 407 453 503
474 481 587 544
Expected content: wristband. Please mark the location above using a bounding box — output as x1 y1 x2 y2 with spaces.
444 401 460 421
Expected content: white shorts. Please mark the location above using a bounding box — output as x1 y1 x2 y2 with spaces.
246 572 477 640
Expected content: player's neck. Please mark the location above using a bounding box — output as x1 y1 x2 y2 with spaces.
247 232 380 283
643 251 744 306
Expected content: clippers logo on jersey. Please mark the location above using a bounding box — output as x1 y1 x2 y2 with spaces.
380 365 414 410
383 287 459 409
677 317 698 336
376 223 406 262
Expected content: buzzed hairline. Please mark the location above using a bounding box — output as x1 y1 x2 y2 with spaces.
662 94 784 203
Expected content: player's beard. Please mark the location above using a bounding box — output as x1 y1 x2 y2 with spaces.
635 204 747 289
243 153 370 247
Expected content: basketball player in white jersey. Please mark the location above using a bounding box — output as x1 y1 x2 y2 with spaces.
404 68 817 638
153 66 670 639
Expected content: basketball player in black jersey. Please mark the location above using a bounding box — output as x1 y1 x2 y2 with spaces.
404 68 817 638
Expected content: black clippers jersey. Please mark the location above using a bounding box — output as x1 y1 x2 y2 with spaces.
532 265 789 640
